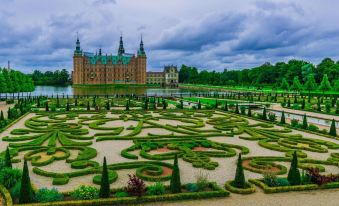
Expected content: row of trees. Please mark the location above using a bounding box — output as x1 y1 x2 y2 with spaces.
179 58 339 89
0 68 34 93
30 69 70 85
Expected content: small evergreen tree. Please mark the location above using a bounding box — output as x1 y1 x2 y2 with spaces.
87 101 90 111
304 74 317 101
7 108 11 119
106 101 110 110
45 102 49 112
302 114 308 129
5 147 12 168
287 98 291 107
329 119 337 137
301 98 305 109
144 100 148 110
280 111 286 124
163 100 167 110
126 101 130 111
99 157 110 198
0 110 4 120
170 155 181 193
280 78 289 91
75 98 78 106
19 160 33 204
214 99 218 109
224 102 228 111
235 104 239 114
287 151 301 186
247 107 252 117
262 107 267 120
66 102 70 111
233 153 245 188
197 100 201 109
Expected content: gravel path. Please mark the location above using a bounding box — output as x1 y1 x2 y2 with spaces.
142 188 339 206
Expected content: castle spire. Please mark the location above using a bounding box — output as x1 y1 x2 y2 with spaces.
118 33 125 56
74 32 82 55
138 34 146 56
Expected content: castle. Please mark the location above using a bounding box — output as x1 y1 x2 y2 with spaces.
72 35 179 86
72 35 147 85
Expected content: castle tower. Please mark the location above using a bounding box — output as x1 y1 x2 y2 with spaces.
73 34 83 84
118 35 125 56
136 35 147 84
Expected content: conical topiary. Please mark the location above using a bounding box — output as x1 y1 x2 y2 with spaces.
45 102 49 112
224 102 228 111
329 119 337 137
0 111 4 120
87 101 90 111
99 157 110 198
280 111 286 124
233 153 246 188
235 104 239 114
287 151 301 186
170 155 181 193
19 160 33 204
247 107 252 117
5 147 12 168
302 114 308 129
262 107 267 120
197 100 201 109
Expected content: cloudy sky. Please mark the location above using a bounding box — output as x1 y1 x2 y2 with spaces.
1 0 339 73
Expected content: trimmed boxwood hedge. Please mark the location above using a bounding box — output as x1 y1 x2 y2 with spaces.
224 180 256 194
2 182 229 206
249 178 339 193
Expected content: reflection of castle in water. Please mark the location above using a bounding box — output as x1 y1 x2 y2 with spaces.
72 86 148 96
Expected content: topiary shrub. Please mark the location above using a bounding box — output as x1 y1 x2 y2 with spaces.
233 153 245 188
170 155 182 193
35 188 64 203
287 151 301 186
0 167 22 189
99 157 110 198
146 182 165 196
70 185 99 200
19 160 33 204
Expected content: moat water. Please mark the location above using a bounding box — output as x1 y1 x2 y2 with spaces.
27 85 198 96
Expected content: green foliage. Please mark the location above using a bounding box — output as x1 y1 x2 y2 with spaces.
195 171 209 191
31 69 70 85
302 114 308 129
262 107 267 120
280 111 286 124
99 157 110 198
146 182 165 195
19 160 33 204
319 74 332 93
186 183 199 192
10 182 21 200
0 167 22 189
115 191 129 198
329 119 337 137
287 151 301 186
35 188 64 203
233 153 246 188
170 155 181 193
280 78 289 91
291 76 302 92
5 147 12 168
71 185 99 200
0 69 34 93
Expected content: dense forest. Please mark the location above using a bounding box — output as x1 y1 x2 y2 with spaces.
30 69 70 85
179 58 339 90
0 68 35 93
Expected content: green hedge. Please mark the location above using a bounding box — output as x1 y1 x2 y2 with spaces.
18 182 229 206
0 184 13 206
249 178 339 193
224 180 256 194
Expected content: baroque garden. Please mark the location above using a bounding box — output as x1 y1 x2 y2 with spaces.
0 93 338 205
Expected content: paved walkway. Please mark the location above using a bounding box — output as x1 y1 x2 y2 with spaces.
142 188 339 206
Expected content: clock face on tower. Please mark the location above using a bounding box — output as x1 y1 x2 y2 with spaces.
89 72 96 79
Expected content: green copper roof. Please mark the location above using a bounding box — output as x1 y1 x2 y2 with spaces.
88 55 132 65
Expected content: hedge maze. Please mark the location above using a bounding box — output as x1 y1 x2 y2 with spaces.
1 108 338 189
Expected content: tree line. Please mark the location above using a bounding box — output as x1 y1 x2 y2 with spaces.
179 58 339 91
0 68 34 93
30 69 70 86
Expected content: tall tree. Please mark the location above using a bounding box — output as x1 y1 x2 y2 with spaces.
291 76 302 92
280 111 286 124
280 78 289 91
5 147 12 168
329 119 337 137
319 74 332 95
